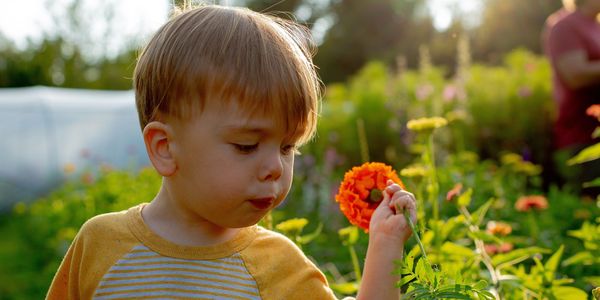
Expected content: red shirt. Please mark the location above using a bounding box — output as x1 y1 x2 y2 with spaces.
547 10 600 149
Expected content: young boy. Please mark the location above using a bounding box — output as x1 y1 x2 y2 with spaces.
46 5 417 300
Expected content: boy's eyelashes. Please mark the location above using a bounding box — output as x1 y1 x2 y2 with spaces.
230 143 299 155
233 143 258 154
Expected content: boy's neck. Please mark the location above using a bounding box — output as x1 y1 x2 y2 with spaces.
142 187 241 247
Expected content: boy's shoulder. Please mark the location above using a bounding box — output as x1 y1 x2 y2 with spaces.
77 204 141 241
244 226 318 273
242 226 337 299
251 226 303 253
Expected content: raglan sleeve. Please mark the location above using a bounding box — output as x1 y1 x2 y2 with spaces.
45 211 135 300
240 228 348 300
45 226 87 300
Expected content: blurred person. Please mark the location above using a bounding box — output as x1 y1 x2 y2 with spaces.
542 0 576 56
546 0 600 197
45 4 418 300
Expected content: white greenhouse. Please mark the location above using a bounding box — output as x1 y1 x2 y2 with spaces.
0 86 150 211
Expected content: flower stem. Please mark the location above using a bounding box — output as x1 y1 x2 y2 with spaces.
426 133 439 222
403 207 427 262
357 118 370 163
528 212 539 243
348 244 362 282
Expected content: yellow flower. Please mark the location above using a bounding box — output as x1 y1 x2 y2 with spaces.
275 218 308 233
406 117 448 132
514 161 542 176
592 286 600 300
400 165 428 178
63 163 76 174
338 226 359 245
501 153 522 166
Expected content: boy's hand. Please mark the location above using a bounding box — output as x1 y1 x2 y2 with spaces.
369 180 417 244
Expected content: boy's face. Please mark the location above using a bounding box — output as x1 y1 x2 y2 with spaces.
166 98 297 229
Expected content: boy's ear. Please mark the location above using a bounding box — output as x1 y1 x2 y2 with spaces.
143 121 176 176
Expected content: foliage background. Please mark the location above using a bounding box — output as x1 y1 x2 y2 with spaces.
2 0 599 299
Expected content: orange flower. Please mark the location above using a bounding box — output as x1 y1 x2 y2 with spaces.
486 221 512 236
335 162 405 232
515 195 548 212
446 183 463 201
587 104 600 119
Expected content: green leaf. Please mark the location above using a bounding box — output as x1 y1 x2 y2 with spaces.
435 291 470 299
404 251 417 272
338 226 359 245
399 274 416 286
593 127 600 139
544 245 564 274
562 251 595 266
471 199 494 226
329 281 358 295
474 289 496 300
583 177 600 188
297 222 323 244
551 286 588 300
567 143 600 165
473 280 488 290
467 231 503 244
552 278 574 286
584 276 600 286
457 188 473 207
493 247 550 268
441 241 475 258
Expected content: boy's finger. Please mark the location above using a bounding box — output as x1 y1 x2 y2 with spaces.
391 192 416 213
384 183 402 194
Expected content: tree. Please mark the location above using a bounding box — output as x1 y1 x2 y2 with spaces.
314 0 433 83
472 0 563 63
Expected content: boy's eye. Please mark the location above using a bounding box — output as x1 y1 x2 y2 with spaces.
233 144 258 154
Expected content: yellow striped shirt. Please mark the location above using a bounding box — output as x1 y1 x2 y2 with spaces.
47 204 338 300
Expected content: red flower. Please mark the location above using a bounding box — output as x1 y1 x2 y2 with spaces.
446 183 463 201
587 104 600 119
515 195 548 212
335 162 405 232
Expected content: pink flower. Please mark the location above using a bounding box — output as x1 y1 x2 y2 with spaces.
415 84 434 101
586 104 600 120
443 84 458 102
484 242 514 255
446 183 463 202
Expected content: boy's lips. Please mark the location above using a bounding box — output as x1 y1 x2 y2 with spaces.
248 197 274 210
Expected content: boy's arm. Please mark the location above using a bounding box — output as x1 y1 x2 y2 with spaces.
46 234 82 300
356 181 416 300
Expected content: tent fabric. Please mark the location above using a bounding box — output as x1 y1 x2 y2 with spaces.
0 86 150 211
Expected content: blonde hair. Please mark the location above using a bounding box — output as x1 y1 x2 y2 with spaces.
133 5 321 145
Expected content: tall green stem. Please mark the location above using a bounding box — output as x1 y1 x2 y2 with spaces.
426 134 439 222
357 118 370 163
403 209 428 262
349 245 362 282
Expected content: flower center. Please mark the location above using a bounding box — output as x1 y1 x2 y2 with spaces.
368 189 383 203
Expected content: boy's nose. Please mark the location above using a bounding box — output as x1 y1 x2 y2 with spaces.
258 152 283 181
